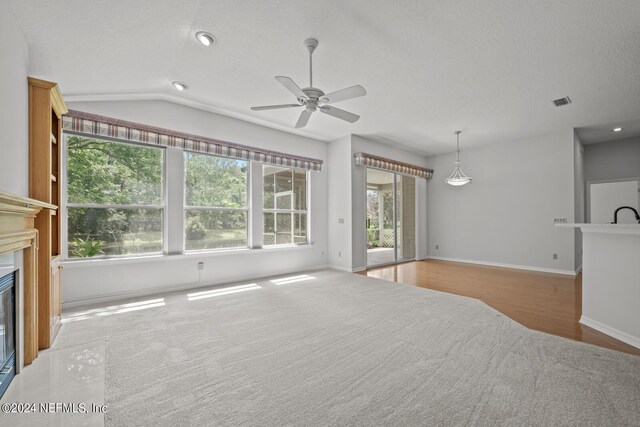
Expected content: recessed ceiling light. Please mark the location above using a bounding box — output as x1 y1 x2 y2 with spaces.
195 31 216 46
171 81 188 91
613 127 623 132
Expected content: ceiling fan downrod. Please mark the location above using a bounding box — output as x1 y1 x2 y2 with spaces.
304 38 318 88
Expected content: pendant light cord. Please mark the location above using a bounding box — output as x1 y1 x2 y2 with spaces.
455 131 461 162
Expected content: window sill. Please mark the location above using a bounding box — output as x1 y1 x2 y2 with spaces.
62 243 315 268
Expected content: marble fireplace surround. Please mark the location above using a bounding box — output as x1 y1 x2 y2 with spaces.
0 190 53 371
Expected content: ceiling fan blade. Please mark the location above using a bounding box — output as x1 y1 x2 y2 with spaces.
295 109 313 128
319 105 360 123
320 85 367 104
251 104 302 111
275 76 308 101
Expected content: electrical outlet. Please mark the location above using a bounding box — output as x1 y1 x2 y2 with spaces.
435 244 439 250
552 254 558 260
321 251 324 256
338 251 342 257
197 262 204 271
338 218 344 224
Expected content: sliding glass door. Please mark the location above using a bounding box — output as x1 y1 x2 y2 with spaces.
396 174 416 262
366 169 416 267
366 169 395 266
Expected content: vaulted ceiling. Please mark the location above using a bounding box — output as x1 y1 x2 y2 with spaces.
10 0 640 154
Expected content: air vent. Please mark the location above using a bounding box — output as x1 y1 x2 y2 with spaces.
552 96 572 107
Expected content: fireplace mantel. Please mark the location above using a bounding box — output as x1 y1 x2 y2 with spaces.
0 190 55 367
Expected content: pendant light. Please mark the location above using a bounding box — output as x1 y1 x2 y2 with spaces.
445 131 472 186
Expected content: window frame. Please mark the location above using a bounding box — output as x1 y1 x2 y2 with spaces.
262 166 310 247
62 133 167 260
61 132 314 262
183 151 250 253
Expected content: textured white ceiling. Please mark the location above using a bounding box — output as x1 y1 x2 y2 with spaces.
9 0 640 155
576 118 640 145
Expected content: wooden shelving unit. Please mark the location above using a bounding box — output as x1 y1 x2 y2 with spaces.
28 77 68 350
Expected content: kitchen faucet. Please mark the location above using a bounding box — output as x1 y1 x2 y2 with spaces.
612 206 640 224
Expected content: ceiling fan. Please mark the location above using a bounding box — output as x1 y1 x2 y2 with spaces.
251 38 367 128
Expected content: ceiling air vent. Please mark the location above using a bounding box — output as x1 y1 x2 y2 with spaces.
552 96 572 107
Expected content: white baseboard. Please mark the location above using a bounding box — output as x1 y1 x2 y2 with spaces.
426 256 576 276
580 316 640 349
62 264 329 309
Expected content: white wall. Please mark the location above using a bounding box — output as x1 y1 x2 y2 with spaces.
426 129 576 274
573 131 585 270
583 137 640 182
350 135 430 271
327 135 353 271
0 0 29 196
62 100 329 305
0 1 29 370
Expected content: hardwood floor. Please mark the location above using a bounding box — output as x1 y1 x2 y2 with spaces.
361 259 640 356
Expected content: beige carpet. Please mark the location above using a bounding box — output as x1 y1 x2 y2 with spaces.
57 270 640 426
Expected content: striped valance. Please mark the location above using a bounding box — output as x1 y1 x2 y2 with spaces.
354 152 433 179
62 110 323 171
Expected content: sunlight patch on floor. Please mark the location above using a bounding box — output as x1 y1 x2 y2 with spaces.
187 283 261 301
270 274 316 285
63 298 166 322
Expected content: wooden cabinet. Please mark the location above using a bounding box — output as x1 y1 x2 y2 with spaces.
50 259 62 337
28 77 67 349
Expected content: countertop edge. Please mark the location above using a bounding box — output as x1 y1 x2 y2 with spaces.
556 223 640 235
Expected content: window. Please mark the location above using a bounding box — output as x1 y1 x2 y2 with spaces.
263 166 308 246
65 136 164 258
63 123 316 260
184 152 248 251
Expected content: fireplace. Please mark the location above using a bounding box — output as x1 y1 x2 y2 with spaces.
0 270 16 398
0 190 49 375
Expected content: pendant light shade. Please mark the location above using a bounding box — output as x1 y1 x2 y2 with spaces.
446 131 472 186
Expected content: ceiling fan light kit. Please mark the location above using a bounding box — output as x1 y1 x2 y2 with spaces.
445 131 472 186
251 38 367 128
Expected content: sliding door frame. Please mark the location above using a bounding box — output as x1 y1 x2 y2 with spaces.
364 167 416 268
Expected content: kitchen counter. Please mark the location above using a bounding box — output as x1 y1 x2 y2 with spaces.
557 223 640 348
556 223 640 234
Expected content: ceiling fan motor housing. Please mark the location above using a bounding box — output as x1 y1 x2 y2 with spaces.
302 87 325 100
300 87 324 110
